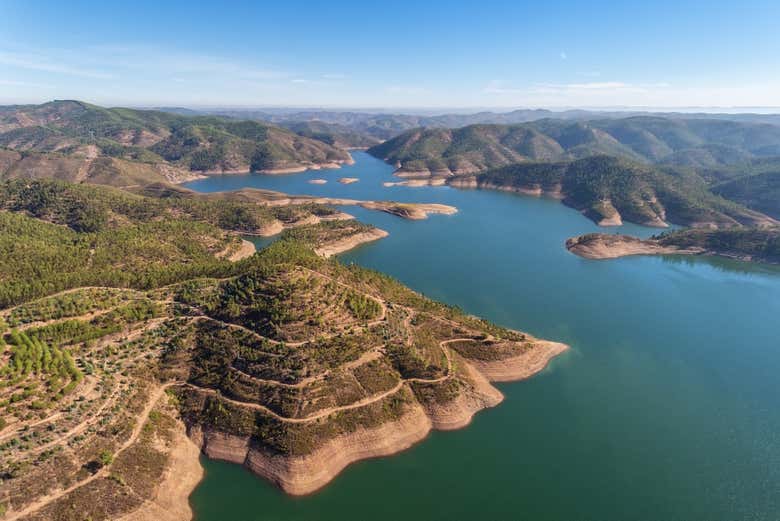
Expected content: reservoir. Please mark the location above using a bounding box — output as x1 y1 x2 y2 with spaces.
185 152 780 520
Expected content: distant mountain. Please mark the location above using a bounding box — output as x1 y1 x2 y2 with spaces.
0 100 351 187
276 120 381 148
159 106 780 144
448 155 775 229
368 117 780 175
369 125 566 175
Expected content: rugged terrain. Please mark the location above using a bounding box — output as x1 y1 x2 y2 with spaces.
0 179 566 518
0 101 352 187
367 117 780 176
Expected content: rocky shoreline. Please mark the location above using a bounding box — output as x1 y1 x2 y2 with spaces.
184 339 567 497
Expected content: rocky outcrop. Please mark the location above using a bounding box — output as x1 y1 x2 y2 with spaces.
191 404 432 496
186 339 567 496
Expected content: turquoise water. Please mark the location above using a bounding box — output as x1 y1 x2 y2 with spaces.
186 153 780 520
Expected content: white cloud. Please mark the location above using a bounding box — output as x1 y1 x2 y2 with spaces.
0 51 115 79
0 79 54 89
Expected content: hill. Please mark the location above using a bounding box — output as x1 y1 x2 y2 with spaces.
367 117 780 175
699 158 780 219
369 125 566 176
276 120 382 148
0 101 352 186
0 183 566 518
448 156 776 228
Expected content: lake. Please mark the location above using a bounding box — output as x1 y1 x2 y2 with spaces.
185 152 780 520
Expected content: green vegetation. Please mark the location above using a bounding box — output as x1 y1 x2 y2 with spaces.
470 156 774 228
712 169 780 219
279 120 381 148
369 116 780 172
0 177 321 234
654 227 780 263
0 209 241 308
0 100 350 188
279 220 376 249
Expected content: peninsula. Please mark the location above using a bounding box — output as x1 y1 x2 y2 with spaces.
0 178 565 519
566 228 780 264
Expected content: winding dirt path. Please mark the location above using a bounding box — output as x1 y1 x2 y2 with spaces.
5 382 179 521
185 337 460 423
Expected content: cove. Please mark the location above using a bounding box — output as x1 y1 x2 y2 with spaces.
185 152 780 520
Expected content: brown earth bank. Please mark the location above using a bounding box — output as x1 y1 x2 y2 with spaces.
565 234 698 260
202 187 459 222
186 340 567 496
566 232 780 264
359 201 458 220
314 228 389 257
116 423 203 521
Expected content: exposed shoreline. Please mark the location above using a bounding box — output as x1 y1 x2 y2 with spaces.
184 339 568 497
314 228 389 257
197 156 355 176
118 421 204 521
565 232 780 264
565 234 697 260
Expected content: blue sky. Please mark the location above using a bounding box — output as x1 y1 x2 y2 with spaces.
1 0 779 109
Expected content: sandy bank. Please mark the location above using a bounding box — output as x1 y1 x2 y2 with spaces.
359 201 458 220
338 177 359 184
467 341 569 382
308 179 327 184
220 239 256 261
314 228 389 257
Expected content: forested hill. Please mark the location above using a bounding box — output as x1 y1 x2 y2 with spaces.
368 117 780 175
449 156 777 229
0 100 351 184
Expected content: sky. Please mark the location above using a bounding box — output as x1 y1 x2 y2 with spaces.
1 0 779 109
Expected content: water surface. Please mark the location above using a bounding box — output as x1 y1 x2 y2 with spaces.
186 152 780 521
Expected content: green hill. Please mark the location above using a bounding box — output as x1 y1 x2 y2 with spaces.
0 101 351 185
456 155 776 228
369 125 565 175
368 117 780 174
277 120 382 148
712 170 780 219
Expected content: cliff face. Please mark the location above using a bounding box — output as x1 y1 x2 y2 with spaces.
170 244 568 495
185 341 565 496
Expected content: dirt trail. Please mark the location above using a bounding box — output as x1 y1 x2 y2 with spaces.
5 383 179 521
185 338 458 423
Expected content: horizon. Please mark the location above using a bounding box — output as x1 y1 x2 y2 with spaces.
9 99 780 116
2 0 779 109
